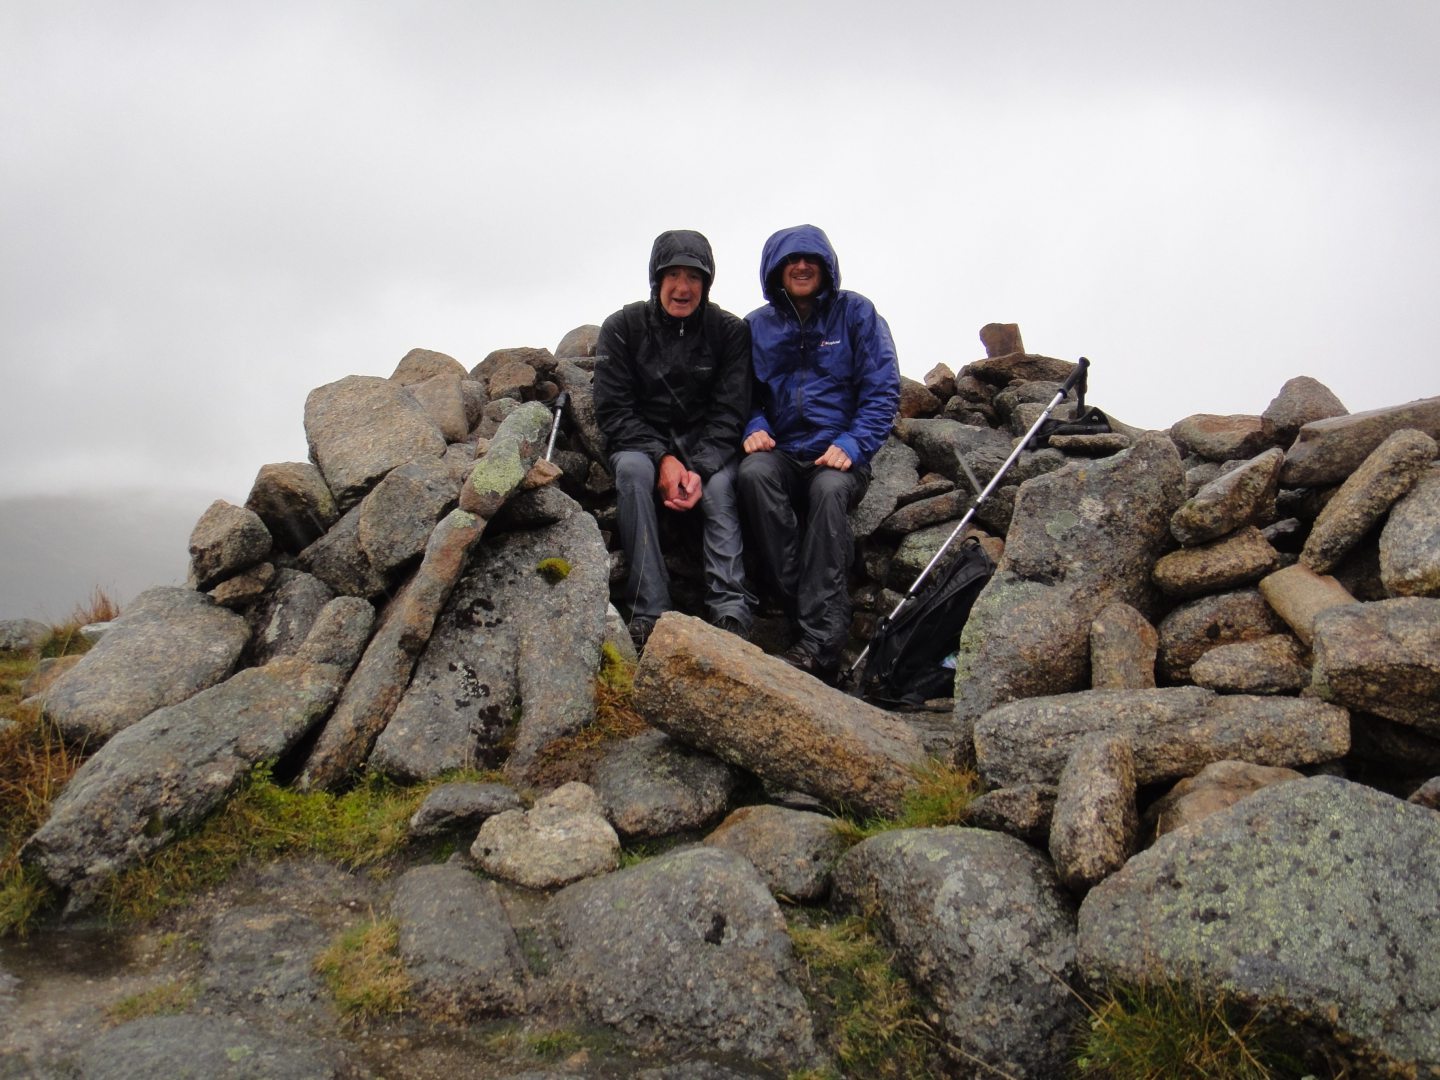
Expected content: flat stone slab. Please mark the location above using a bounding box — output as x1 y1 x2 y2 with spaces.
974 686 1350 789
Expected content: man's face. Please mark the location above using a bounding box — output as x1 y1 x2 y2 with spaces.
780 253 824 301
659 266 705 318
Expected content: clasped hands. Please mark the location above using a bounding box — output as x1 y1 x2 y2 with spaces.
657 454 702 511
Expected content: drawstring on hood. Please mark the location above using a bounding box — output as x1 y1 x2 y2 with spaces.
649 229 715 337
759 224 841 309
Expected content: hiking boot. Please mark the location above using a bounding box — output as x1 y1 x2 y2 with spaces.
779 643 837 685
712 614 749 641
629 616 656 654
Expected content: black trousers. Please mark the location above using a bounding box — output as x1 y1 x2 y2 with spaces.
736 450 869 665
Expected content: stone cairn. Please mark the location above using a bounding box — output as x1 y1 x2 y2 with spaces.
12 321 1440 1078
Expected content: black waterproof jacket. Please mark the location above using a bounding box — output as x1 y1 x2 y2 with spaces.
593 231 751 479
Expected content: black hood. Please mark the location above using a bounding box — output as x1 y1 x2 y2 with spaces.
648 229 715 301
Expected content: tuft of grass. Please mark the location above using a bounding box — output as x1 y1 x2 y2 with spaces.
832 759 980 846
786 911 942 1078
1072 979 1315 1079
481 1023 619 1063
525 648 647 790
314 915 411 1018
41 587 121 659
96 767 426 924
535 557 571 583
105 978 199 1024
1 703 83 936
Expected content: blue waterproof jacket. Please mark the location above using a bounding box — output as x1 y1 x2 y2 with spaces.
744 224 900 468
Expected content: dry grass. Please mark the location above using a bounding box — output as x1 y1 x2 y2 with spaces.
313 915 412 1018
786 910 944 1078
525 643 648 790
832 760 980 846
1072 979 1322 1079
0 600 103 936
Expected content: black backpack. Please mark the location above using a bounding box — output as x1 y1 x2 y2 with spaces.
858 538 995 709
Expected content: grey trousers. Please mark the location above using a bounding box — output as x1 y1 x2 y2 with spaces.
736 450 869 665
610 451 752 626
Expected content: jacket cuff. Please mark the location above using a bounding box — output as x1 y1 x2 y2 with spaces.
834 434 863 465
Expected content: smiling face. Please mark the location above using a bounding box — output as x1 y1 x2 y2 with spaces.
658 266 706 318
780 253 825 301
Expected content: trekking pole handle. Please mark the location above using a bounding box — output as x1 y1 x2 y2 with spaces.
1059 356 1089 398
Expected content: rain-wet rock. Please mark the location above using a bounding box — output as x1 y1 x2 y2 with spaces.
187 499 272 591
304 374 447 509
1257 562 1357 646
357 456 459 576
1049 733 1137 893
555 324 599 358
1089 602 1158 690
974 686 1349 789
978 322 1024 356
1168 447 1283 546
635 613 927 818
1151 524 1282 598
1409 776 1440 809
75 1013 349 1080
299 403 553 790
1189 633 1310 694
295 502 390 599
1300 428 1437 573
1310 597 1440 736
702 804 847 902
1259 375 1348 445
245 461 339 554
545 846 816 1073
591 730 741 841
832 827 1081 1078
963 783 1056 844
952 433 1185 723
1380 462 1440 597
391 347 468 385
392 863 527 1017
208 561 275 608
408 781 524 840
24 598 373 909
200 906 329 1015
368 491 607 781
471 782 619 890
849 436 920 541
1078 776 1440 1078
404 371 470 442
0 618 51 653
1168 413 1272 462
1143 759 1304 840
1281 394 1440 487
1156 588 1288 682
244 568 336 666
38 587 251 745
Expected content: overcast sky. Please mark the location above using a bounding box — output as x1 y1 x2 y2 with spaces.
2 1 1438 615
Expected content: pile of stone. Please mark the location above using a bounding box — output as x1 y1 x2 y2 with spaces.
12 322 1440 1078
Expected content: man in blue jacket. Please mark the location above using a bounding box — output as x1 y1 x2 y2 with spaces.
738 224 900 682
593 230 753 652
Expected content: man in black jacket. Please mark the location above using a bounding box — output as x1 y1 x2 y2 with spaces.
593 230 753 651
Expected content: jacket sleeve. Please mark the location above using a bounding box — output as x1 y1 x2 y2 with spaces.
593 307 668 466
687 314 752 479
834 297 900 468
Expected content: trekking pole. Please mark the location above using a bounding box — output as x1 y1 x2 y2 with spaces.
544 390 570 462
846 357 1091 681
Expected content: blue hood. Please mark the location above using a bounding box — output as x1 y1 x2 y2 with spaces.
759 224 841 304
